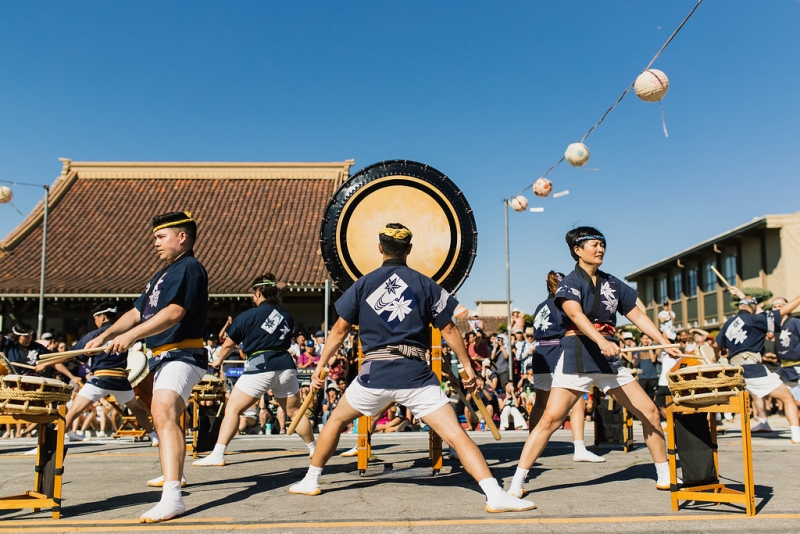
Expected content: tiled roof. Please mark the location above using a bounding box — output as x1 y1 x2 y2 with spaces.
456 316 506 336
0 159 354 296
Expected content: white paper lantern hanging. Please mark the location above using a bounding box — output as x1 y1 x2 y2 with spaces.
0 186 12 204
634 69 669 102
510 195 529 212
565 142 590 167
533 178 553 198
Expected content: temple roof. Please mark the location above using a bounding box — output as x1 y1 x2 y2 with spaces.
0 159 354 297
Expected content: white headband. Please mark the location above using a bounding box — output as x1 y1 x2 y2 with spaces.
93 306 118 317
12 327 34 336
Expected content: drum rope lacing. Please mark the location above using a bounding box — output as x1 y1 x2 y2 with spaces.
0 377 73 414
668 367 745 405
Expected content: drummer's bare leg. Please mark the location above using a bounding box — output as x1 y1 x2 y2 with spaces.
193 387 257 466
140 389 187 523
64 395 94 434
279 394 316 455
607 381 673 488
767 384 800 442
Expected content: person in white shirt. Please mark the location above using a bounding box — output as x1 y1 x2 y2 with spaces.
658 301 676 341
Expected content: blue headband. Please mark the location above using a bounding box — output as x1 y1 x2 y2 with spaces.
576 235 606 243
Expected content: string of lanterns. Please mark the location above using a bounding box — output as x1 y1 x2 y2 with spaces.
509 1 701 212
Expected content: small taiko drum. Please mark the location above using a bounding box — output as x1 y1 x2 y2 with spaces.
667 364 745 407
0 375 73 415
126 348 150 387
192 374 226 401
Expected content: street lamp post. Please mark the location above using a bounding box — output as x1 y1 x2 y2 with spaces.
1 180 51 338
504 199 513 384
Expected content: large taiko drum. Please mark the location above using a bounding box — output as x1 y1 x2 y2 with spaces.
667 364 745 407
0 375 73 415
320 160 478 292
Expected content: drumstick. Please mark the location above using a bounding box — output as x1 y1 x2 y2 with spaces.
709 265 734 290
451 382 479 420
9 361 36 370
287 368 328 436
37 345 109 363
620 343 680 353
458 369 501 441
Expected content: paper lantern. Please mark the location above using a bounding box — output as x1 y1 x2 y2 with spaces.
0 186 11 204
634 69 669 102
565 142 590 167
454 304 469 320
510 195 528 212
533 178 552 198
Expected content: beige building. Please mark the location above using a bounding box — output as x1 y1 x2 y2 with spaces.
626 212 800 330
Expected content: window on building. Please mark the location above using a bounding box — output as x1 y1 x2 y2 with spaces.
669 270 682 300
656 275 667 304
702 258 718 292
643 277 653 304
723 247 737 286
686 264 698 297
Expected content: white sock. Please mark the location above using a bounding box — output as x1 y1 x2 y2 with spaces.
655 461 670 482
210 444 227 458
791 426 800 442
757 417 767 424
305 465 323 483
140 480 185 523
509 467 529 492
478 478 505 500
306 440 316 454
573 439 587 453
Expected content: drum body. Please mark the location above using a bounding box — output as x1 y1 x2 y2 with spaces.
320 160 478 293
192 375 226 401
667 364 745 407
0 375 73 415
0 353 11 376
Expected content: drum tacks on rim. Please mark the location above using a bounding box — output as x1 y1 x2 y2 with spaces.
320 160 478 293
667 364 745 407
0 375 73 415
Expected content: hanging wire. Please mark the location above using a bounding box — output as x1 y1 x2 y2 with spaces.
508 0 704 200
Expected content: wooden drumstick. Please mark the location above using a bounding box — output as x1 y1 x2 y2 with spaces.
620 343 680 353
709 265 734 290
9 361 36 370
287 368 328 436
37 345 109 363
458 369 501 441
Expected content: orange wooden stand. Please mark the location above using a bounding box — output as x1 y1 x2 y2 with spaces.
666 391 755 516
356 327 443 476
0 405 66 519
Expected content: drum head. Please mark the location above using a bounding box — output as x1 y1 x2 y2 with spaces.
126 350 150 387
320 160 478 292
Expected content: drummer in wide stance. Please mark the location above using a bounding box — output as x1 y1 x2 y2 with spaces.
507 227 682 499
289 223 535 513
194 272 317 466
36 303 157 443
716 288 800 442
86 211 208 523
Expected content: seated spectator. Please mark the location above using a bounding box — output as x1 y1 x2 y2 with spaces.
297 341 319 369
498 382 527 430
321 383 340 424
239 401 261 435
464 376 498 429
374 404 410 433
481 358 499 391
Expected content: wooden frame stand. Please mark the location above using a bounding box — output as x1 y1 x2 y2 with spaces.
107 394 151 440
0 405 66 519
189 391 226 459
666 391 755 516
593 388 634 452
357 327 443 476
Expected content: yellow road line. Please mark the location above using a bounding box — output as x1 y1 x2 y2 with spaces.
1 513 799 532
0 517 234 526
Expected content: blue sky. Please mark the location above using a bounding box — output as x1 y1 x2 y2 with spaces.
1 1 799 316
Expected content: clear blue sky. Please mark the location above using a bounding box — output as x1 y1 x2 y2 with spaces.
1 1 799 316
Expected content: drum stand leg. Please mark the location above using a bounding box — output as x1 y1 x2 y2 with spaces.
429 328 443 475
357 416 370 476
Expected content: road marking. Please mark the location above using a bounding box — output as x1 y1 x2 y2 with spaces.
1 513 799 531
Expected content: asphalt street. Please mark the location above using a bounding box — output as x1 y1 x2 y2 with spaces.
0 414 798 533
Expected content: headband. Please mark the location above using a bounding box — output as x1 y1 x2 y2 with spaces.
93 306 118 317
252 279 277 289
153 212 195 233
379 226 412 240
12 327 34 336
739 297 758 306
575 235 605 244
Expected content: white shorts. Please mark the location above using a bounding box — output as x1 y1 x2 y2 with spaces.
79 383 135 405
234 369 299 399
745 372 784 399
153 360 206 403
533 373 553 392
552 355 636 394
344 380 449 420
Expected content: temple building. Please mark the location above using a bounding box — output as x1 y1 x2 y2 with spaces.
0 158 354 340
